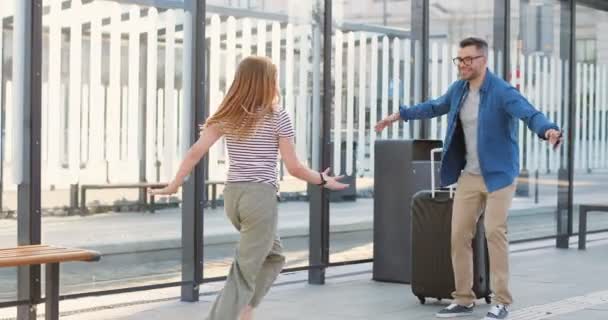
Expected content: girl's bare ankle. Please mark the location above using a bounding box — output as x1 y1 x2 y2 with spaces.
240 305 253 320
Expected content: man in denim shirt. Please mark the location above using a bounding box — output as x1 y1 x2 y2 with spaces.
376 37 562 320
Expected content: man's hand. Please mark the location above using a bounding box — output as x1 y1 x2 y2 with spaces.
545 129 563 150
375 112 401 133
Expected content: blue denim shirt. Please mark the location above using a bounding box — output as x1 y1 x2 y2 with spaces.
399 70 559 192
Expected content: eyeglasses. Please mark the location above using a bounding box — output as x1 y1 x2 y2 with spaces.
452 56 484 66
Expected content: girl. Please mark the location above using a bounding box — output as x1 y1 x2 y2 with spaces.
149 56 348 320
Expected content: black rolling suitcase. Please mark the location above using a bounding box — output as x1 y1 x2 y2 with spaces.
410 148 491 305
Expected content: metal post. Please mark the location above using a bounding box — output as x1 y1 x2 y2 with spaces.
517 146 531 197
311 13 322 171
17 0 43 318
412 0 429 138
516 0 531 197
578 207 587 250
181 0 206 301
69 184 79 214
557 0 575 249
534 169 539 204
309 0 331 285
45 263 60 320
493 0 511 79
80 188 88 215
383 0 387 26
0 18 4 214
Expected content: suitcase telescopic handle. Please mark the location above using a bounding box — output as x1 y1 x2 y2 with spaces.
430 148 454 199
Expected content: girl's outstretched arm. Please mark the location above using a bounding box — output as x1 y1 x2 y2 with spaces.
148 124 223 195
279 137 348 190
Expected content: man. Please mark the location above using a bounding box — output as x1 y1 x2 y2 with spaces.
375 37 562 320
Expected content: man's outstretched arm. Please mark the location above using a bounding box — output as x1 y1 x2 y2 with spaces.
375 84 455 132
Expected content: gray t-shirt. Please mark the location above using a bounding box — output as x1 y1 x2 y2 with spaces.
459 88 481 175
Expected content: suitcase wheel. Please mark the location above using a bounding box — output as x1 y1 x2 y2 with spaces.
485 296 491 304
417 296 426 304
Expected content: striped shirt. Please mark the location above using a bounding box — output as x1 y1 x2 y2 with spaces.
225 107 295 188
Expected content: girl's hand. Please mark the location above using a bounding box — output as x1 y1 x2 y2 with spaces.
148 183 180 196
320 167 349 191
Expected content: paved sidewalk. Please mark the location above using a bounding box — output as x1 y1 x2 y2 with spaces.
1 171 607 312
1 234 605 320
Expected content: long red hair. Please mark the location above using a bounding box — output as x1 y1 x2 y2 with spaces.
204 56 278 139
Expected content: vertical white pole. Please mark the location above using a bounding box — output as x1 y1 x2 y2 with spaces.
391 38 400 139
380 36 389 139
145 8 159 180
333 30 343 175
47 0 62 185
107 4 122 167
256 20 266 56
357 32 367 176
242 18 251 57
127 6 140 162
346 32 355 176
208 15 221 180
296 28 309 164
402 39 411 140
430 42 438 139
369 36 378 174
163 11 176 180
11 0 27 183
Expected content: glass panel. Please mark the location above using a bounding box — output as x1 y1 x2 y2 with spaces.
329 0 413 264
40 0 190 294
505 0 570 241
428 0 497 140
203 1 322 278
0 0 20 305
573 4 608 233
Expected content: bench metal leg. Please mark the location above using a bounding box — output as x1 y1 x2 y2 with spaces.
80 188 88 215
211 185 217 209
150 195 156 213
69 184 79 214
139 187 148 209
45 263 60 320
579 207 588 250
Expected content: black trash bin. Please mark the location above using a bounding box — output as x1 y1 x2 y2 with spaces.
372 139 443 284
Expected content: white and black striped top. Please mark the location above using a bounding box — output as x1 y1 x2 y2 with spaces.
225 107 295 188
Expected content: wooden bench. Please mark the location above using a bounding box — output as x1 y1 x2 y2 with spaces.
578 204 608 250
79 180 226 213
80 183 167 214
0 245 100 320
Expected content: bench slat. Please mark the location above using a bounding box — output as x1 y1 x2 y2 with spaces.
0 245 82 254
0 245 53 253
80 181 224 189
0 246 100 268
82 183 168 189
579 204 608 211
0 248 86 258
0 252 99 267
0 247 97 258
0 246 91 255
